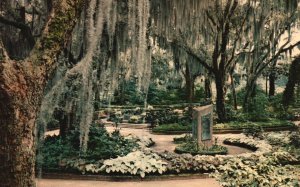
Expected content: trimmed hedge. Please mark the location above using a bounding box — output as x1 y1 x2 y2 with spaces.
152 119 296 134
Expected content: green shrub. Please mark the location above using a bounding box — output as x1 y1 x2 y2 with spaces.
290 130 300 148
243 122 264 139
85 125 138 160
152 123 192 133
227 87 269 121
269 93 294 120
160 152 221 173
99 151 168 178
246 92 269 121
194 86 206 102
39 124 138 170
145 108 189 125
39 135 78 169
173 134 194 144
213 155 299 187
175 138 228 156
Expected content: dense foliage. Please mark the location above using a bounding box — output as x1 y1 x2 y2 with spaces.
39 125 138 170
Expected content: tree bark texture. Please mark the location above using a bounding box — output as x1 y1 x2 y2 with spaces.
185 63 195 103
204 77 212 99
215 73 227 122
269 72 275 97
283 57 300 106
230 73 237 110
0 0 83 186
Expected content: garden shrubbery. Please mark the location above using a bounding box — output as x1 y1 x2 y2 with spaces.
154 118 295 134
39 124 138 170
213 154 299 187
152 123 192 133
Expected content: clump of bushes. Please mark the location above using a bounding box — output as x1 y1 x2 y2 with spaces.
227 87 269 122
290 130 300 148
173 134 194 144
160 152 222 174
39 124 138 170
99 151 168 178
243 122 264 139
213 153 299 187
152 123 192 133
145 108 189 125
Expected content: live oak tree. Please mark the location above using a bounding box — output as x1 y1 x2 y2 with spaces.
241 0 300 109
0 0 83 186
151 0 300 121
151 0 247 122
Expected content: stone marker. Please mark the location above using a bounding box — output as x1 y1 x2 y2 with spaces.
192 105 213 147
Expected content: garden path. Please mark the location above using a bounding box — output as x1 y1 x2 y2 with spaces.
36 178 221 187
105 125 253 155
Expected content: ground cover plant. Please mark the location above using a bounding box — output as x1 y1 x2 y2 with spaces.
175 142 228 156
39 124 139 170
58 132 300 187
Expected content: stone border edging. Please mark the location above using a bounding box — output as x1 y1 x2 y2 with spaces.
222 140 258 151
174 147 228 156
39 172 211 181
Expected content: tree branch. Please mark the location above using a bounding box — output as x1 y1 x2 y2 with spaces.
0 16 35 48
181 44 214 73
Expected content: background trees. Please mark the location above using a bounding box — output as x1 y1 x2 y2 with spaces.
151 0 300 122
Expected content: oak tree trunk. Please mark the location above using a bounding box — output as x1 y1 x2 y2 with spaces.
185 63 195 103
205 77 212 99
0 62 46 187
0 1 83 186
269 71 276 97
215 73 227 122
230 73 237 110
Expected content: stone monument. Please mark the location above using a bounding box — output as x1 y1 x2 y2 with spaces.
192 105 213 147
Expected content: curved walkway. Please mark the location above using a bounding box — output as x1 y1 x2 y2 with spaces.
45 125 253 155
45 126 252 155
36 178 220 187
105 125 252 155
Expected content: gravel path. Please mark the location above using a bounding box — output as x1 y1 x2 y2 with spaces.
36 178 220 187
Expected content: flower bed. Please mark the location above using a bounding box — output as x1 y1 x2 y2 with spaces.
47 132 299 186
